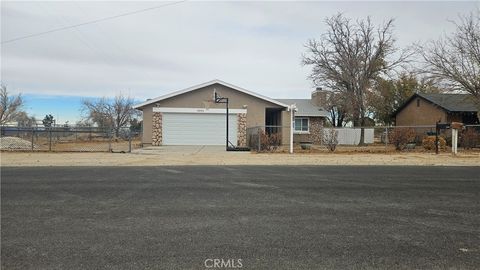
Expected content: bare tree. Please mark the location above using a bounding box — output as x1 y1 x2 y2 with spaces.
82 94 139 137
302 14 411 145
368 73 443 125
419 12 480 116
0 84 24 125
14 111 36 127
323 91 349 127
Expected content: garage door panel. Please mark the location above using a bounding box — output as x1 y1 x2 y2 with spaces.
162 113 237 145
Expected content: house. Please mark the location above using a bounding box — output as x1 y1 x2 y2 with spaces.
393 93 479 126
133 80 328 148
276 98 328 144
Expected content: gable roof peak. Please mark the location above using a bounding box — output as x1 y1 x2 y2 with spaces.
133 79 289 109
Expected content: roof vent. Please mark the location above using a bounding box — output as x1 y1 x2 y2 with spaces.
146 98 152 101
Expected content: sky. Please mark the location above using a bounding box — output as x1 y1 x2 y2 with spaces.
1 1 478 123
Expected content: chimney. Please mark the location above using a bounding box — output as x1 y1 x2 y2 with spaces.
311 87 327 106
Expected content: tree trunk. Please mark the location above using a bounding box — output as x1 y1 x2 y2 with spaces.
336 115 343 127
358 117 366 146
359 128 365 146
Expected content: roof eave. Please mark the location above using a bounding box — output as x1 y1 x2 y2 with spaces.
133 79 289 109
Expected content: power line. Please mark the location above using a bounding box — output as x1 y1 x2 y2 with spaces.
1 1 187 44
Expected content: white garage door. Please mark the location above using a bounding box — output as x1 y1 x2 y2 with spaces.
162 113 238 145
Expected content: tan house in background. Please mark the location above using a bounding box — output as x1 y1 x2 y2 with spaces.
393 93 479 126
134 80 328 148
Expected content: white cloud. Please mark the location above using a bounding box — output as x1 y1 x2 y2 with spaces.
1 1 478 100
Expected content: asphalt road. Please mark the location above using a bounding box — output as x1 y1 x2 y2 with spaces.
1 166 479 270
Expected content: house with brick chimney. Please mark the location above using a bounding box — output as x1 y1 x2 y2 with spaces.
276 88 329 144
134 80 329 149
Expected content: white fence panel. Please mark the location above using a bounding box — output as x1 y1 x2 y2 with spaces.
324 128 374 145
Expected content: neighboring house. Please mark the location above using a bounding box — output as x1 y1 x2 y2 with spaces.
133 79 328 147
393 93 479 126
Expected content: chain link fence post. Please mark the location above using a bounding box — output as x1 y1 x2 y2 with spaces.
385 126 389 152
128 131 132 153
108 130 112 152
257 127 261 152
49 128 52 151
31 128 34 151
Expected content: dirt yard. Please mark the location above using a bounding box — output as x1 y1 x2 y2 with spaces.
1 150 479 166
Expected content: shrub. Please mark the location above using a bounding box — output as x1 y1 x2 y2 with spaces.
460 128 479 149
322 128 339 152
422 136 446 151
259 131 281 152
388 128 416 151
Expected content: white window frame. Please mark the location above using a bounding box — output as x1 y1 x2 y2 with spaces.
294 117 310 134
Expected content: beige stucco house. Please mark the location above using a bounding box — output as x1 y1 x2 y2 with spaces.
134 80 328 149
394 93 479 126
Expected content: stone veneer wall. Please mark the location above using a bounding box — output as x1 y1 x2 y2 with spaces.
237 113 247 147
293 117 324 144
309 117 324 144
152 112 162 146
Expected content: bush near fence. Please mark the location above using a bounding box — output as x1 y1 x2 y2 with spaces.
388 128 416 151
247 126 285 152
460 127 480 149
422 136 447 151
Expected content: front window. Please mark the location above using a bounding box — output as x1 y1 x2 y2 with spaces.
294 117 309 133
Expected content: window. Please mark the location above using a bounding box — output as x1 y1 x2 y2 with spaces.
294 117 309 133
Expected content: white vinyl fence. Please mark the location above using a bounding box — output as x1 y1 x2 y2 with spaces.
323 128 374 145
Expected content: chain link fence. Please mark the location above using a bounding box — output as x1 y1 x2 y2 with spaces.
247 125 288 152
3 124 479 154
246 124 480 153
0 126 142 152
323 125 480 153
367 125 479 153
